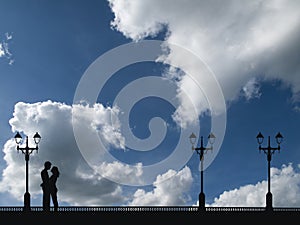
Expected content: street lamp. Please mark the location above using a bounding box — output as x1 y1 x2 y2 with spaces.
256 131 283 211
189 132 216 211
14 131 41 212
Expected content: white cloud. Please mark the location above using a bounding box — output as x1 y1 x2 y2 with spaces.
93 161 144 186
207 163 300 207
108 0 300 123
0 100 128 206
72 103 125 150
1 101 299 207
109 0 167 41
0 43 4 57
0 32 14 64
0 100 195 206
128 166 193 206
242 77 262 101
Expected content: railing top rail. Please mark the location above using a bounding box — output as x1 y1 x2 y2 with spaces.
0 206 300 212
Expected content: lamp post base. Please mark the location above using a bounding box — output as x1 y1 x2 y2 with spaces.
265 192 273 212
24 192 31 212
198 192 206 212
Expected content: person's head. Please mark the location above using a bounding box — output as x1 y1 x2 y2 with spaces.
51 166 60 177
44 161 52 170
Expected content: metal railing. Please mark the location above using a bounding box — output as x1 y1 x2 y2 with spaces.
0 206 300 212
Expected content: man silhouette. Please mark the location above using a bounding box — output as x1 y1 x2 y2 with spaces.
40 161 52 211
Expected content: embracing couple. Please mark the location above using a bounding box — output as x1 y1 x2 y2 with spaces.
40 161 60 212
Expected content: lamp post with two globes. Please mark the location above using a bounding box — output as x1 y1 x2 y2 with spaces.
256 131 283 211
14 131 41 212
189 132 216 212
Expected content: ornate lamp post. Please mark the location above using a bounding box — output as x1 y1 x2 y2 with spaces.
256 131 283 211
14 131 41 212
189 132 216 211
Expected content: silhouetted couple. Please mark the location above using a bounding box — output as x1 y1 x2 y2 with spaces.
40 161 60 211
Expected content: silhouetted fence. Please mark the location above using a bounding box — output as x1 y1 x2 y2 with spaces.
1 206 300 212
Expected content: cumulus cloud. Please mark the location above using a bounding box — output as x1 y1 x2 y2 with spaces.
0 100 194 206
0 100 127 205
207 163 300 207
1 101 299 206
93 161 144 186
108 0 300 124
128 166 193 206
72 103 125 150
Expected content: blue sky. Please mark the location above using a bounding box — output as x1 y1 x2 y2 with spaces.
0 0 300 207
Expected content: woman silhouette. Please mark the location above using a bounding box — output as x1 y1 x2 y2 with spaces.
49 166 60 211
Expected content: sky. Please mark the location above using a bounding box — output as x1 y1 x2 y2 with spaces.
0 0 300 208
